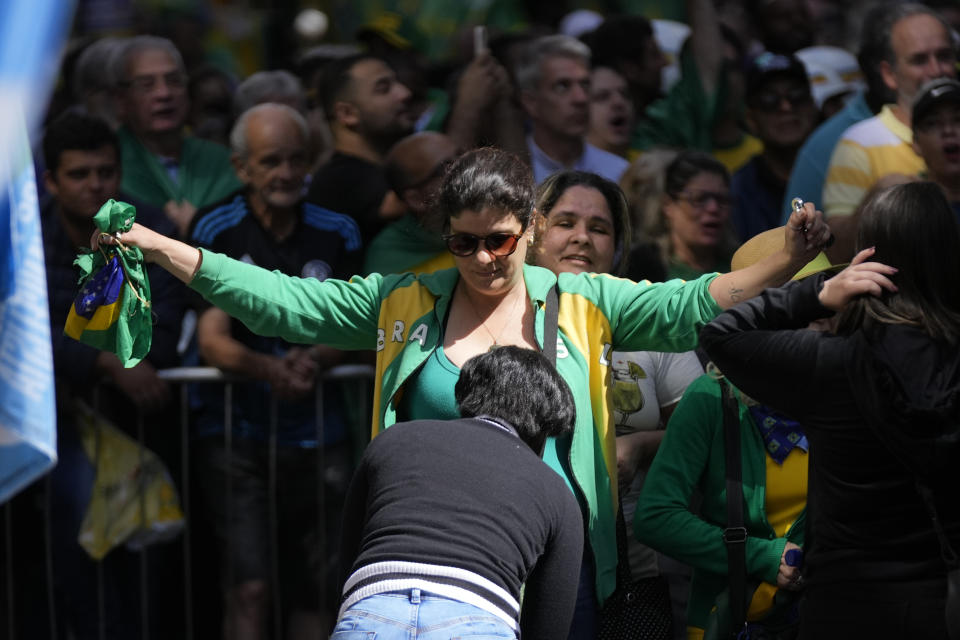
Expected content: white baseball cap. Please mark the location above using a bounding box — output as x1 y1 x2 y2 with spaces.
794 45 866 109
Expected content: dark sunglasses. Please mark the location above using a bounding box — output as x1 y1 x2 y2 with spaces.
442 232 524 257
750 86 812 112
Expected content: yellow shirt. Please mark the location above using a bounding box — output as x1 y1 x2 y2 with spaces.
823 105 925 218
687 447 808 639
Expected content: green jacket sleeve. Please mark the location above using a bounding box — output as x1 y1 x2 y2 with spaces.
635 375 785 585
586 272 723 353
190 249 383 350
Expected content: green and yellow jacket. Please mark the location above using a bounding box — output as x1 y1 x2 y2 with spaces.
190 251 722 603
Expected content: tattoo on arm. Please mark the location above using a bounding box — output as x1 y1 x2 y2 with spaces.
729 286 744 303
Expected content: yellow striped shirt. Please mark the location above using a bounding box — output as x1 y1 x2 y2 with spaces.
822 105 925 218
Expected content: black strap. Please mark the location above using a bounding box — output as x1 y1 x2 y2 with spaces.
916 480 959 570
543 284 559 367
720 379 748 637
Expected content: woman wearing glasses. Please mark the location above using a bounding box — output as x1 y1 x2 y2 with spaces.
629 150 739 282
98 147 829 639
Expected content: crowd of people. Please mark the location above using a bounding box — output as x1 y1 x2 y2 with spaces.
11 1 960 639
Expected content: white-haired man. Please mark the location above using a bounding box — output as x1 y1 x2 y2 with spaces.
187 103 362 640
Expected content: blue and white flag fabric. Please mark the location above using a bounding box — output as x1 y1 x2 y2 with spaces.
0 0 75 503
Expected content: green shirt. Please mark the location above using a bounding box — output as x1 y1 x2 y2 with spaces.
118 127 241 213
635 375 806 629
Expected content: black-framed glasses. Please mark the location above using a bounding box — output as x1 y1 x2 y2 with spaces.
675 190 731 211
442 232 524 257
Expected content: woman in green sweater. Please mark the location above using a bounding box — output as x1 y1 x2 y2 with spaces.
634 237 839 639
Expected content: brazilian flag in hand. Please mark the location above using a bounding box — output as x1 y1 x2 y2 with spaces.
64 200 152 367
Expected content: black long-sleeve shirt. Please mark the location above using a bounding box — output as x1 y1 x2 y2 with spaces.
338 416 583 640
700 276 960 589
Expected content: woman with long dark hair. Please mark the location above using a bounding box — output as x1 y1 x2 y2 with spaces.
700 181 960 639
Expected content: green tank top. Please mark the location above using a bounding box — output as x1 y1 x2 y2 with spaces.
398 345 461 421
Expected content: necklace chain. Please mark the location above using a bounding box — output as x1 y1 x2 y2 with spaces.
463 287 524 351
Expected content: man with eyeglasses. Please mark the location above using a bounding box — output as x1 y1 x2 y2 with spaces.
822 5 956 261
911 77 960 223
364 132 459 276
113 35 240 237
730 52 818 244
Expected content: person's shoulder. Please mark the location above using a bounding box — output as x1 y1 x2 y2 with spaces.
682 372 723 398
838 112 895 147
583 143 630 179
301 202 362 251
188 190 249 245
731 154 762 182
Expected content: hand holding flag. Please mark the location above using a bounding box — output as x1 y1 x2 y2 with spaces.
65 199 152 367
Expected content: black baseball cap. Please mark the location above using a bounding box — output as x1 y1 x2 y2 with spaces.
745 51 810 99
911 78 960 129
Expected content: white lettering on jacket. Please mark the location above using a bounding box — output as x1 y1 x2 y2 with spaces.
556 336 569 359
408 323 428 346
377 328 385 352
392 320 405 343
599 343 612 366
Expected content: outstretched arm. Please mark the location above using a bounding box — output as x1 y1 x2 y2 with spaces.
708 202 831 309
93 223 201 284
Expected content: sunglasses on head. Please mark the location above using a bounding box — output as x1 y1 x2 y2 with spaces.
442 232 524 257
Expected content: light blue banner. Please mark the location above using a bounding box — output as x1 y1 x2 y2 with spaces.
0 0 75 503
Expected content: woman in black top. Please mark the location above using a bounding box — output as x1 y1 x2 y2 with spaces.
700 181 960 639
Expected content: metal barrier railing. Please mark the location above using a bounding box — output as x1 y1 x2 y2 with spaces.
1 364 375 640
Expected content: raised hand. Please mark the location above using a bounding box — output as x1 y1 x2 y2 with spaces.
818 247 898 312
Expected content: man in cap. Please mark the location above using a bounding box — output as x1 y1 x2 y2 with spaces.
730 52 819 243
821 4 955 260
911 77 960 221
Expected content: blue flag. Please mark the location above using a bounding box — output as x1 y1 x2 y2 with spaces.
0 0 75 503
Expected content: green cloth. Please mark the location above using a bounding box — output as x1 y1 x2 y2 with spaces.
64 200 152 368
635 374 806 630
633 46 729 153
363 213 452 276
117 127 241 211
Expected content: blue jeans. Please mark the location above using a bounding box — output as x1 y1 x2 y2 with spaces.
331 589 517 639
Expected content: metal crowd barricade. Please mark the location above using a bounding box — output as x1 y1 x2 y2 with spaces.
0 363 374 640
